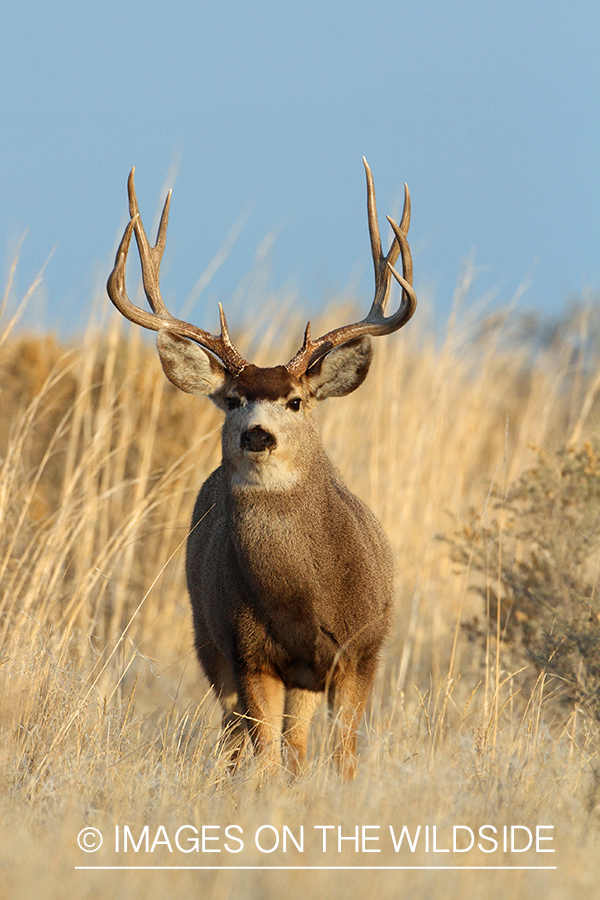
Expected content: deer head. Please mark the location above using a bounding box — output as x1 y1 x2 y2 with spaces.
107 161 416 490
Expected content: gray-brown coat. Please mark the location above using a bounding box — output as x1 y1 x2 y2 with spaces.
106 160 417 778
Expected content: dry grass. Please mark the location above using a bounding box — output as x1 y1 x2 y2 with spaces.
1 260 600 898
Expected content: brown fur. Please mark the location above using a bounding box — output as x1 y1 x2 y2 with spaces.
105 163 417 780
233 364 296 402
172 334 394 779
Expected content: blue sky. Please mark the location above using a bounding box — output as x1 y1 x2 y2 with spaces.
2 0 599 338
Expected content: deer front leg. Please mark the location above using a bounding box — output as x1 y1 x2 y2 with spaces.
328 661 376 781
218 699 248 768
282 688 321 777
236 668 285 773
193 632 249 768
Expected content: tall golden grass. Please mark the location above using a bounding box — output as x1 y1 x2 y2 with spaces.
1 259 599 898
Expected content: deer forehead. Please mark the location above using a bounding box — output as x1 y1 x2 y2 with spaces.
229 364 303 402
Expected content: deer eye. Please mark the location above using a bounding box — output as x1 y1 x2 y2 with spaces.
226 396 241 410
286 397 302 411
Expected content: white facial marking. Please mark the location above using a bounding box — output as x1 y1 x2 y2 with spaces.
223 399 304 490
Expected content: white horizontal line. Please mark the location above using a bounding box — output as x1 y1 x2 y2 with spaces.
75 866 558 871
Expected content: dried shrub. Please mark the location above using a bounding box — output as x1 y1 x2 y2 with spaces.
451 442 600 721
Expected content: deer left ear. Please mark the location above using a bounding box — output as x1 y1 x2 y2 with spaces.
305 336 373 401
156 330 228 396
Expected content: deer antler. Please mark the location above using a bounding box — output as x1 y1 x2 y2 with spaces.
286 158 417 377
107 168 248 376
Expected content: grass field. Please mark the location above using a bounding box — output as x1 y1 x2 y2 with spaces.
1 261 600 899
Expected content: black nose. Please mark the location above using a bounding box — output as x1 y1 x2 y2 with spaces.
241 426 277 452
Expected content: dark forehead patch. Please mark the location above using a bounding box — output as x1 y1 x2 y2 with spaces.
234 364 298 402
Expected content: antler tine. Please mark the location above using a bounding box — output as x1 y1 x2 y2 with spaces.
365 161 413 322
364 158 383 265
364 157 402 310
361 177 416 329
217 302 244 358
286 161 417 377
128 167 172 316
107 216 160 331
386 205 414 298
107 171 248 375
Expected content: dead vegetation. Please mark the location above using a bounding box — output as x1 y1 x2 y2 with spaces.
1 259 600 898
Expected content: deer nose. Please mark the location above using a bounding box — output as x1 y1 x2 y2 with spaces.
240 426 277 453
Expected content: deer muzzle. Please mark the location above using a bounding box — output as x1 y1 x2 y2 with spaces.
240 426 277 454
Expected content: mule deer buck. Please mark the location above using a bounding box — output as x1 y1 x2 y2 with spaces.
107 160 416 779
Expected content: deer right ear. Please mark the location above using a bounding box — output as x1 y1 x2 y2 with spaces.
305 336 373 401
156 330 228 397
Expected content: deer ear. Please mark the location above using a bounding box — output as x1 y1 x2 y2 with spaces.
305 336 373 401
156 330 228 396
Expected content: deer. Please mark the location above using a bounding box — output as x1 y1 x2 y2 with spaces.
106 160 416 780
